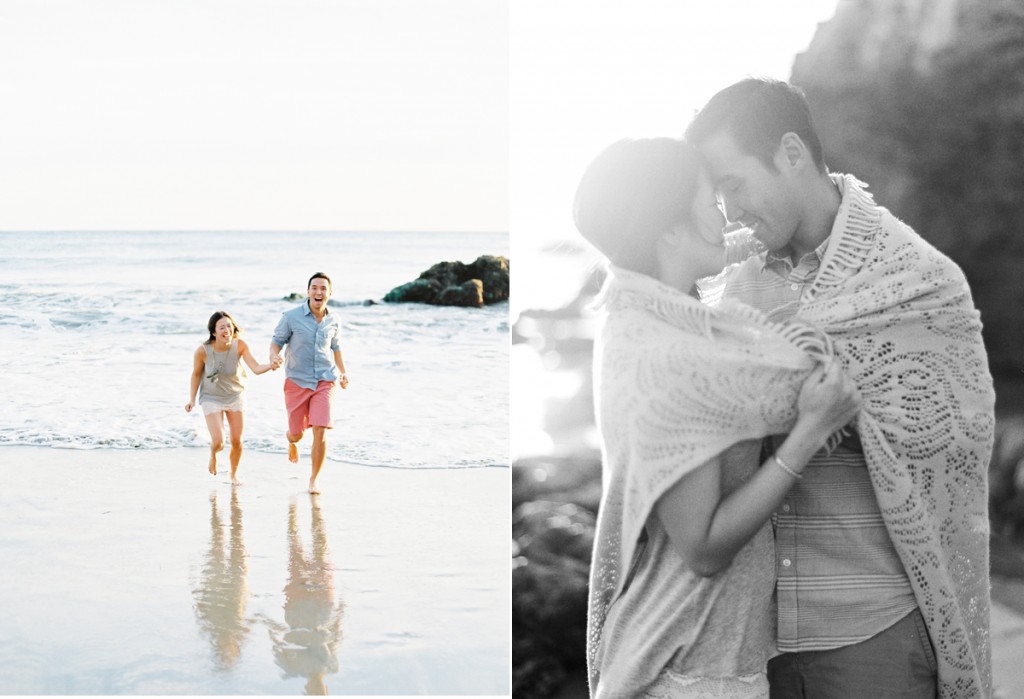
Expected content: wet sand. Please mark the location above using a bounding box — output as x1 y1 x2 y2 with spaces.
0 446 510 696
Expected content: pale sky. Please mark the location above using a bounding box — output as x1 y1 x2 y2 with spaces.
510 0 841 256
0 0 508 232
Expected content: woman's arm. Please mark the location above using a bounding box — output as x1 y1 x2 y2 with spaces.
655 360 860 577
239 339 278 375
185 346 205 412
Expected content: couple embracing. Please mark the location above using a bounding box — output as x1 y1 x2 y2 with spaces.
580 78 995 698
186 272 350 494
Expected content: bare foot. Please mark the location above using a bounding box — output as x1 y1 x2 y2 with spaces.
208 455 218 476
231 477 243 486
288 443 299 463
308 480 321 495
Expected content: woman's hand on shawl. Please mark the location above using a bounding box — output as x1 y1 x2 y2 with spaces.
654 361 860 578
792 360 861 448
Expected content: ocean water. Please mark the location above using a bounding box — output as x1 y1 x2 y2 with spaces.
0 230 509 470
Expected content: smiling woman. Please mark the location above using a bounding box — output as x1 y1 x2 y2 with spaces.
510 3 853 696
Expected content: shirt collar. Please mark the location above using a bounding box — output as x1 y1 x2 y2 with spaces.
303 300 330 316
761 229 832 273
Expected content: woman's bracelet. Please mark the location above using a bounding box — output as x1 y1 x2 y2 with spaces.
773 453 803 480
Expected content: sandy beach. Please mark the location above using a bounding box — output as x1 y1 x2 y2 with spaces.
0 446 510 696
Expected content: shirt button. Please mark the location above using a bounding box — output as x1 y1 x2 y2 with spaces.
782 559 792 567
782 504 791 513
790 283 799 291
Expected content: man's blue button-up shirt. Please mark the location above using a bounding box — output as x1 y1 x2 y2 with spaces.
271 301 342 390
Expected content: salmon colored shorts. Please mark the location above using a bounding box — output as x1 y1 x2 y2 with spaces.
283 378 336 435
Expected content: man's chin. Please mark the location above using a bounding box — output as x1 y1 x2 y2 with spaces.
749 226 776 250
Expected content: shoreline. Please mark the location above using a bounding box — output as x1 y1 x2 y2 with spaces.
0 442 510 472
0 445 510 696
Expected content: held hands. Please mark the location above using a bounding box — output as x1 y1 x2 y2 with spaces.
796 359 861 437
270 355 284 371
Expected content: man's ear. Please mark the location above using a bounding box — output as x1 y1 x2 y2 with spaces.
776 132 807 171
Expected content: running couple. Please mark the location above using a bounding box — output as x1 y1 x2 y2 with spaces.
186 272 350 494
580 78 995 699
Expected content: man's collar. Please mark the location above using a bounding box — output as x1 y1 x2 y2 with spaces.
303 300 330 316
762 235 831 272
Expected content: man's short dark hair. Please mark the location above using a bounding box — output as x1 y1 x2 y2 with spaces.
308 272 332 290
684 77 827 173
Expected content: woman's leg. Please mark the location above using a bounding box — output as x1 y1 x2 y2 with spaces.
205 411 226 475
225 410 245 485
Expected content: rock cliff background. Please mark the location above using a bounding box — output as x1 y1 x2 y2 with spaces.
791 0 1024 382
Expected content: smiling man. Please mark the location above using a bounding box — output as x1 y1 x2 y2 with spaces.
685 78 995 699
270 272 350 495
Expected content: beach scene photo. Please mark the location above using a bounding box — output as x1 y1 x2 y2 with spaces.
0 2 509 696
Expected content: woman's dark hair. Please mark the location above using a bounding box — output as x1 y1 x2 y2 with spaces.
684 77 827 173
205 311 241 345
572 137 701 276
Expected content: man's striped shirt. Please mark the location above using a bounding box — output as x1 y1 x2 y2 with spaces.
724 239 917 652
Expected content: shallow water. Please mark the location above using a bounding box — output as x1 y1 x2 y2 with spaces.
0 230 509 469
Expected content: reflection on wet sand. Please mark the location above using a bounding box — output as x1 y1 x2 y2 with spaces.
263 498 345 695
192 489 250 670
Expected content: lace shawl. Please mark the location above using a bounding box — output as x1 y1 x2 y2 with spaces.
586 267 834 696
789 174 995 699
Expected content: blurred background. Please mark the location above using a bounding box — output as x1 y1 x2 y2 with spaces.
510 1 1024 697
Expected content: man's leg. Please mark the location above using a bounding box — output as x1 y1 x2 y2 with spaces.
309 426 327 494
767 652 804 698
287 432 303 463
769 609 937 699
283 379 312 463
306 381 337 495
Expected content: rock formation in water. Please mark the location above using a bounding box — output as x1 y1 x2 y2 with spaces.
383 254 510 307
